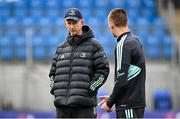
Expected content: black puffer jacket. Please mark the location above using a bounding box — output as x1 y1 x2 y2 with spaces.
49 25 109 107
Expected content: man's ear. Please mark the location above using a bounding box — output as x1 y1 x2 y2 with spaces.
108 20 114 29
80 19 84 26
64 20 67 28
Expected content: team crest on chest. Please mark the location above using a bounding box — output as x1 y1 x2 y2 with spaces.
80 52 87 58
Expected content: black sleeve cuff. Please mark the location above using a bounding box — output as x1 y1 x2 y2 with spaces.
50 88 54 95
106 100 114 108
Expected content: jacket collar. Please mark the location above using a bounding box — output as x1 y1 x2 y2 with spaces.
116 31 130 42
67 35 82 45
67 25 94 45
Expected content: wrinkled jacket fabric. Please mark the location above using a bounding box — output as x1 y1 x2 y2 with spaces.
49 25 109 107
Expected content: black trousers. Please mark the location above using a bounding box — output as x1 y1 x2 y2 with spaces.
116 108 145 118
56 106 96 118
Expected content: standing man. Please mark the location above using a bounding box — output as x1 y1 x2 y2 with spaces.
99 8 146 118
49 8 109 118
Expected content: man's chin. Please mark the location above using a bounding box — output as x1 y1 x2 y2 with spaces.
70 32 77 36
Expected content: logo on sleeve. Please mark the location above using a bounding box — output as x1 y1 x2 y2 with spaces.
58 54 65 59
117 72 125 78
100 50 106 58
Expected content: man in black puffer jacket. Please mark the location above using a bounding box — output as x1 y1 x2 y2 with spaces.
49 8 109 118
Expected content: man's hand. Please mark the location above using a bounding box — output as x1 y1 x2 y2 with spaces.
98 95 109 106
98 95 112 112
101 102 112 112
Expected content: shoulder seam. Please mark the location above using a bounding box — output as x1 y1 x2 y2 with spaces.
90 38 101 51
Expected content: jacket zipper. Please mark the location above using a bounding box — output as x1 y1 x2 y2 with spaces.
65 45 75 105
